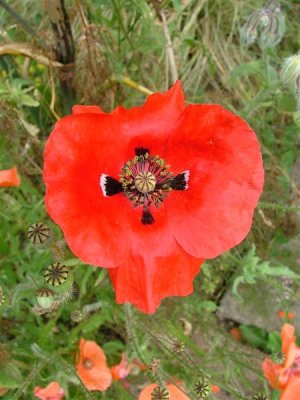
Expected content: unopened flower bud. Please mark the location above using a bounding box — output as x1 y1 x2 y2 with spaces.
281 53 300 86
36 288 55 309
240 0 284 50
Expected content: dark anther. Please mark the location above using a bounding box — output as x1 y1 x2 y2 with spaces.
170 171 189 190
100 175 123 196
135 147 150 157
141 208 154 225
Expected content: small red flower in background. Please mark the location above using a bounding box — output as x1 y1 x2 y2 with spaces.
0 166 20 187
43 81 264 313
33 381 64 400
230 327 243 341
110 352 132 381
0 387 8 397
262 323 300 400
278 310 295 320
76 338 112 391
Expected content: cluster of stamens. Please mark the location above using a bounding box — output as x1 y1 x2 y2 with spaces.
119 152 173 209
100 147 189 225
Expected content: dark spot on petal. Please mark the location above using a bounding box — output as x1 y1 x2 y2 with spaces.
170 171 190 190
100 175 123 196
141 208 154 225
135 147 150 157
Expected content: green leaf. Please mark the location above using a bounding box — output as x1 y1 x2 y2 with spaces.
239 325 268 349
266 332 281 353
196 300 217 313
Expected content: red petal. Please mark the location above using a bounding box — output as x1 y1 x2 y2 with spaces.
120 80 185 157
0 166 20 187
44 113 131 267
76 339 112 392
72 105 105 114
109 205 203 313
165 105 264 258
262 358 282 388
281 324 296 370
280 375 300 400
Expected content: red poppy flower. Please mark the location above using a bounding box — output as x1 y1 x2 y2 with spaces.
0 166 20 187
110 352 132 381
43 81 264 313
33 381 64 400
76 338 112 391
262 323 300 399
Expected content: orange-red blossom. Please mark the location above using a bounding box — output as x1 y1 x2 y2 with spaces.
262 323 300 400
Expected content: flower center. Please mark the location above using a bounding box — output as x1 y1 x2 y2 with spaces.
83 358 94 369
119 151 173 210
135 171 156 193
100 147 189 225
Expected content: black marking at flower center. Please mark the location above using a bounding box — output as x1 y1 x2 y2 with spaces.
142 208 154 225
100 151 189 225
135 147 149 157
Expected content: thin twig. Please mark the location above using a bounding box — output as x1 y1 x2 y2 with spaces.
0 43 64 68
75 0 99 79
0 0 36 36
150 1 178 84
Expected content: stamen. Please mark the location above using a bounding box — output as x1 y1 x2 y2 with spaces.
101 152 190 225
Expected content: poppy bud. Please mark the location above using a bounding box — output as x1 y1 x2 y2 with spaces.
35 288 55 309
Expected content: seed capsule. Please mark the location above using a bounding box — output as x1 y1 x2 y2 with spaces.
0 287 6 307
172 340 186 354
194 378 210 397
27 223 51 244
151 386 170 400
44 263 69 287
36 288 55 309
251 394 268 400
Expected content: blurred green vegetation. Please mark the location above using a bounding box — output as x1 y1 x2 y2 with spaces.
0 0 300 399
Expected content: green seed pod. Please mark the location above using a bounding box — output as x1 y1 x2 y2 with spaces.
44 263 74 293
0 286 8 308
151 386 170 400
71 310 85 323
271 351 285 364
194 378 210 398
251 394 268 400
172 340 186 354
27 222 51 244
36 288 55 309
